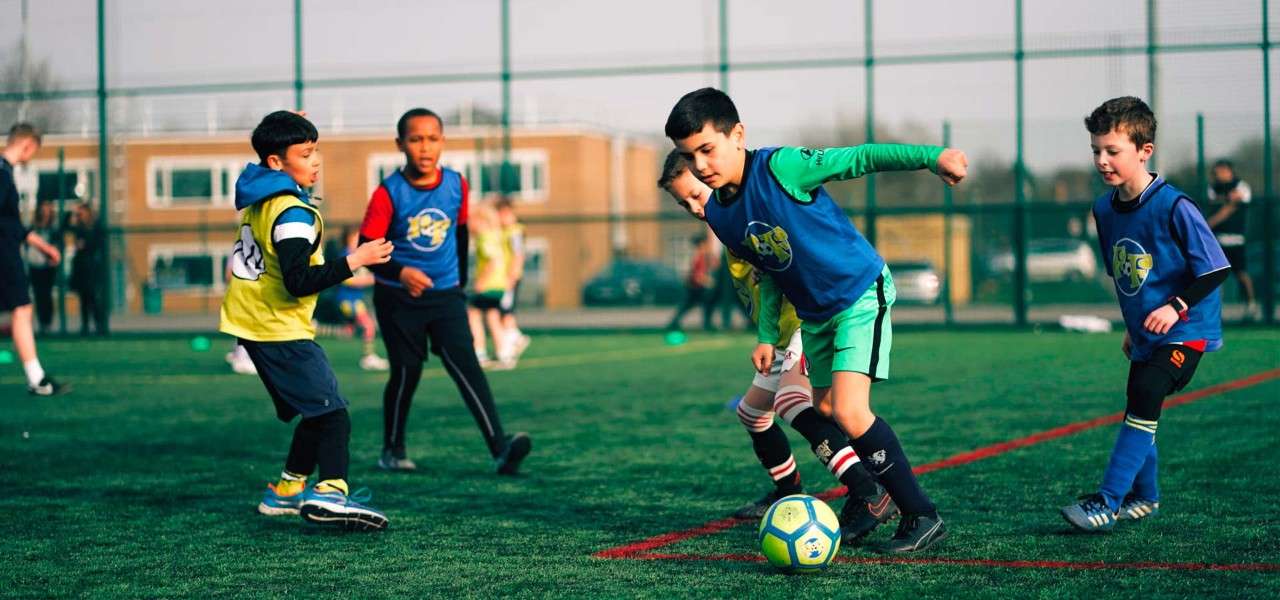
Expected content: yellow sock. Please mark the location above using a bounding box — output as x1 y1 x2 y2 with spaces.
275 471 307 496
315 479 349 495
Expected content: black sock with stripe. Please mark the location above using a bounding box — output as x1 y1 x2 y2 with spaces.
789 408 879 498
851 416 936 517
748 422 803 494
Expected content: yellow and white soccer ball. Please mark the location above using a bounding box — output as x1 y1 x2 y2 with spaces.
758 494 841 572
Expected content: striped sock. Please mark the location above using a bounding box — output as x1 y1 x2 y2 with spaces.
1099 415 1158 510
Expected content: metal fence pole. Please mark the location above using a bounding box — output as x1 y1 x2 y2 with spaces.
293 0 303 110
718 0 729 92
943 120 954 325
863 0 877 247
96 0 110 332
1195 113 1206 200
1147 0 1158 171
56 147 67 335
500 0 512 189
1262 0 1276 324
1013 0 1029 326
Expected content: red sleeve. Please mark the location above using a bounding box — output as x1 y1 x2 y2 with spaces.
457 175 469 225
360 185 393 239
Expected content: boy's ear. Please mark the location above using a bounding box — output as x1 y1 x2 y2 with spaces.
1139 142 1155 162
265 154 284 170
730 122 745 150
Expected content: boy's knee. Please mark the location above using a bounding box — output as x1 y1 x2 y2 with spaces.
832 401 875 437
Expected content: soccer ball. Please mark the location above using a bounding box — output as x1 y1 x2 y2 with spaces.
758 494 841 572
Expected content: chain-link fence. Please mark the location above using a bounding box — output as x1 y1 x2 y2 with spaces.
3 0 1276 331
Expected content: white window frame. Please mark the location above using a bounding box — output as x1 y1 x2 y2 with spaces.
13 159 98 215
146 156 254 209
147 243 231 293
366 149 549 203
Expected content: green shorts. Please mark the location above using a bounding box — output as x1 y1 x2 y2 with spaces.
800 265 895 388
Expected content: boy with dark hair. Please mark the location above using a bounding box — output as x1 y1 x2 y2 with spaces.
221 110 394 530
1205 159 1259 321
1060 96 1229 532
360 108 531 474
0 123 67 396
660 150 899 545
664 87 968 553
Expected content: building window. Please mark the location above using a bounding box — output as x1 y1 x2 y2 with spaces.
367 149 549 202
13 159 98 215
519 237 548 307
148 245 230 291
147 157 254 209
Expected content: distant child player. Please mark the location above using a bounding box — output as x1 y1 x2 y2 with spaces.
0 123 67 396
665 87 967 553
336 226 390 371
220 110 394 530
360 108 531 474
467 200 515 368
660 151 898 545
1060 97 1229 532
496 198 531 358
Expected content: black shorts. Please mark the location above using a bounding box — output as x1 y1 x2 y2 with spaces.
469 291 503 311
240 338 348 422
499 280 521 316
0 244 31 312
1222 245 1248 272
375 285 477 366
1135 343 1203 392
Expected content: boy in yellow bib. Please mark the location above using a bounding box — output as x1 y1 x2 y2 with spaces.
220 111 393 530
660 152 898 546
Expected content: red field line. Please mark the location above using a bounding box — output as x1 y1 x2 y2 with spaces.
628 552 1280 572
594 368 1280 561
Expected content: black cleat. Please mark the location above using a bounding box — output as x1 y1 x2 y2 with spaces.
840 484 899 546
495 433 532 475
732 486 803 520
28 376 70 397
877 513 948 553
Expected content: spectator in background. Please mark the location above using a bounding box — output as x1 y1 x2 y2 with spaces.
68 201 107 336
666 232 719 332
25 199 60 333
1206 159 1259 321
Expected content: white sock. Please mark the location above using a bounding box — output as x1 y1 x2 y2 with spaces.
23 359 45 387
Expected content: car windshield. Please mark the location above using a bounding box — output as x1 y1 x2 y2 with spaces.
890 262 933 272
1029 240 1083 254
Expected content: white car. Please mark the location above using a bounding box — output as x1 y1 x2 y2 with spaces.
988 239 1098 283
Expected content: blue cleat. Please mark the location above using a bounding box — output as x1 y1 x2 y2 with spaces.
257 482 305 516
1116 494 1160 521
299 486 388 531
1060 493 1116 532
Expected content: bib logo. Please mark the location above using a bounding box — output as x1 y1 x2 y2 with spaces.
1112 238 1153 297
407 208 451 252
744 221 793 271
230 224 264 281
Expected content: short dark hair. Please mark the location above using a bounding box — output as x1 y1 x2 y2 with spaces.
664 87 739 140
397 108 442 139
7 122 41 145
657 148 689 191
250 111 318 163
494 196 515 212
1084 96 1156 148
1212 158 1235 171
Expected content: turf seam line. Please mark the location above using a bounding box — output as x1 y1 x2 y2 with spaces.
593 368 1280 562
625 552 1280 572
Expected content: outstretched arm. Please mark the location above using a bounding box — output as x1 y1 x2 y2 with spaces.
767 144 967 202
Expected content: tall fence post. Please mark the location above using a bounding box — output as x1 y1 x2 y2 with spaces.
1147 0 1158 171
500 0 512 190
943 120 954 325
1195 113 1206 202
1013 0 1029 326
293 0 303 110
96 0 110 332
56 147 67 335
863 0 877 247
1263 0 1276 324
718 0 729 92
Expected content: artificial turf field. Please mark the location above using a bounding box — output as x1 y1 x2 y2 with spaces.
2 328 1278 599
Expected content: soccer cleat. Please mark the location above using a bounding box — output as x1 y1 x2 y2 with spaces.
299 486 388 531
257 482 305 516
878 513 948 553
840 483 899 545
494 432 532 475
512 334 532 358
1060 493 1117 532
1116 494 1160 521
732 486 802 520
28 376 69 396
377 448 418 471
359 353 390 371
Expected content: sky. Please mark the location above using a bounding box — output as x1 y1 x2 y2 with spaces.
0 0 1275 172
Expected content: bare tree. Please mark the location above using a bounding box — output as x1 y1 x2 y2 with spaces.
0 41 65 131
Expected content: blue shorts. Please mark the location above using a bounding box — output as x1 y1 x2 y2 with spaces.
240 338 348 422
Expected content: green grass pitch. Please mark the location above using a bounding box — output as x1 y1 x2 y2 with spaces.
2 329 1277 599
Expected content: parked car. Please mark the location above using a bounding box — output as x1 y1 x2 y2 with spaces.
987 238 1098 282
582 259 685 306
889 261 942 305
